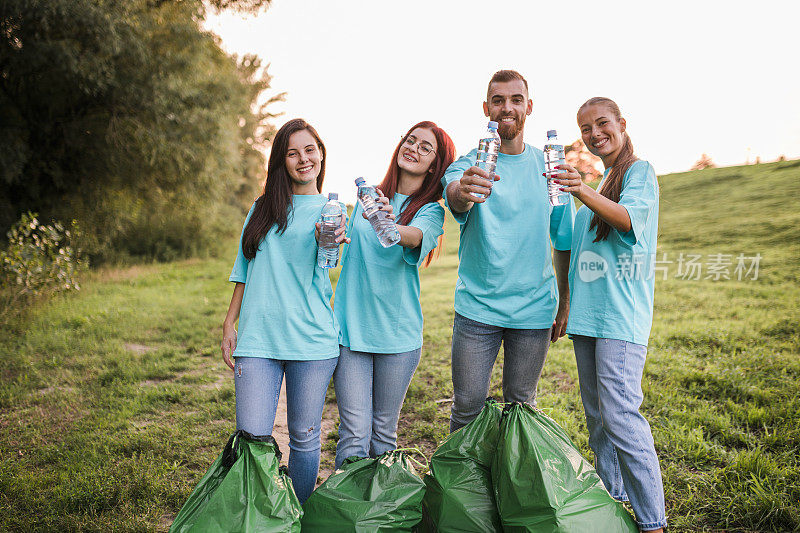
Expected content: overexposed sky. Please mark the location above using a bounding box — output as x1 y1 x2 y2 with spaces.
204 0 799 202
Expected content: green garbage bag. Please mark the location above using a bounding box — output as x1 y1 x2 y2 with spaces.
492 403 638 532
169 431 302 533
421 398 503 532
302 450 426 532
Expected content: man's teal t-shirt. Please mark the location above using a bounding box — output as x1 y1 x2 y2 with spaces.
229 194 340 360
441 144 575 329
566 160 660 346
334 193 444 353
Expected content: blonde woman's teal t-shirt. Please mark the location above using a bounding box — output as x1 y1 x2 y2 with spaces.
229 194 340 360
441 145 575 328
566 160 660 345
334 193 444 353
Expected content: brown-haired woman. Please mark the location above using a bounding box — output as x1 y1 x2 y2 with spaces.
332 121 456 469
220 118 347 504
555 98 666 532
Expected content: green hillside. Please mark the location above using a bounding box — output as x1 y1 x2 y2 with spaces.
1 161 798 531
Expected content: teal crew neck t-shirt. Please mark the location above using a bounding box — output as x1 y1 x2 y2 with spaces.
334 193 444 353
566 160 660 346
441 144 575 329
229 194 340 360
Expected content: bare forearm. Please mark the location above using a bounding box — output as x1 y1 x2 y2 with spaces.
579 188 632 233
397 225 423 248
223 282 245 327
553 250 571 302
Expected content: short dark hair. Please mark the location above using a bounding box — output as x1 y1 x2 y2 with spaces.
487 70 529 100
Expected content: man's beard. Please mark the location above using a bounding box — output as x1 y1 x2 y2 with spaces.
497 114 525 140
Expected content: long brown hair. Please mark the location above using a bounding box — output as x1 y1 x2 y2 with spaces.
579 97 638 242
378 121 456 267
241 119 326 259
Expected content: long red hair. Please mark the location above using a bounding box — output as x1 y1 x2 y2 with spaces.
378 121 456 267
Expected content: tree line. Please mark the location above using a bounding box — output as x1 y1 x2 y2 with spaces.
1 0 278 263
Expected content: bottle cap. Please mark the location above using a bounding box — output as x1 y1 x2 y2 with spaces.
354 177 366 186
547 129 557 138
328 192 338 200
488 121 499 129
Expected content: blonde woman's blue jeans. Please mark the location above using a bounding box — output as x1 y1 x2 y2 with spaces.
572 335 667 531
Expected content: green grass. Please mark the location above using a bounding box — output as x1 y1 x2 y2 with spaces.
1 161 799 531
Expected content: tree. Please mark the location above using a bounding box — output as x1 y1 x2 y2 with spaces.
564 140 603 182
691 154 716 170
0 0 280 262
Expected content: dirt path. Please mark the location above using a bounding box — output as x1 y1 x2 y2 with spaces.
271 379 336 485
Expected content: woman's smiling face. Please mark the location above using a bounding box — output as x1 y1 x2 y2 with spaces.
397 127 437 178
285 129 323 188
578 103 627 166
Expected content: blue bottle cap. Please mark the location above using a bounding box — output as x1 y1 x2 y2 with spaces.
547 129 557 138
328 192 338 200
354 177 366 186
488 121 499 129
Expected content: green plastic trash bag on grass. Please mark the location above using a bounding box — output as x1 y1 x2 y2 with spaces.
301 450 426 532
492 403 638 532
169 430 302 533
421 398 503 532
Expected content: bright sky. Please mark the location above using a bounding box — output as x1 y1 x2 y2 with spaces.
204 0 799 203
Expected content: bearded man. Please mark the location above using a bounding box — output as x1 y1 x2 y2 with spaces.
442 69 575 431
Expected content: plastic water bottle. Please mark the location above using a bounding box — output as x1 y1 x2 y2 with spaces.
317 193 344 269
544 129 569 206
474 121 500 199
354 178 401 247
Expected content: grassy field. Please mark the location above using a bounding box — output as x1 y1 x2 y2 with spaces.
1 160 799 531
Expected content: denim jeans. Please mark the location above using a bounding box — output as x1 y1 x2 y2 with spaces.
450 312 551 432
233 356 337 505
572 335 667 531
333 345 421 469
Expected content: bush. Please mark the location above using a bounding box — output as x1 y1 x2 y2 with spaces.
0 212 85 321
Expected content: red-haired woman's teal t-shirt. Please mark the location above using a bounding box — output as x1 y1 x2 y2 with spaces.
334 193 444 353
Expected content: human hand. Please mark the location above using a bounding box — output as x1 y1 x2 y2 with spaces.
548 164 588 200
315 220 350 244
550 299 569 342
457 166 500 203
221 322 237 370
363 188 395 221
334 219 350 244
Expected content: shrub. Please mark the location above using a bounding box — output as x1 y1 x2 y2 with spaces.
0 212 85 320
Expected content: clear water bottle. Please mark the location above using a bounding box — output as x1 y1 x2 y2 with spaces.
474 120 500 199
317 193 344 269
544 129 569 206
354 178 401 248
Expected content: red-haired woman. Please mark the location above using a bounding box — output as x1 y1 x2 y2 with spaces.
332 121 456 468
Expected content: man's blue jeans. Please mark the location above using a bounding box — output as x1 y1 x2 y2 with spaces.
572 335 667 531
233 356 337 505
333 345 421 469
450 312 551 432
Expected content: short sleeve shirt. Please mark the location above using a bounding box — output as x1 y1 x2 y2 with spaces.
229 194 340 360
441 144 575 328
334 194 445 353
566 160 660 345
